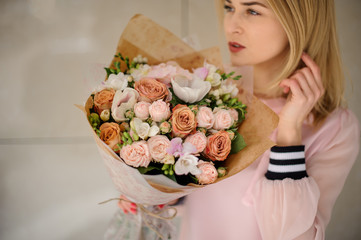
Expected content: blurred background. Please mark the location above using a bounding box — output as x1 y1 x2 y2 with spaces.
0 0 360 239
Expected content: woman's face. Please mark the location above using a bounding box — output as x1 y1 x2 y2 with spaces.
223 0 289 67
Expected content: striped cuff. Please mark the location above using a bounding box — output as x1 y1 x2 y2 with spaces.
265 145 308 180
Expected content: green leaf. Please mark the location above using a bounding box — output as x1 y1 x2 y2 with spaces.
137 166 159 174
233 75 242 80
230 131 246 154
114 61 121 70
165 173 177 182
104 67 112 78
169 88 185 107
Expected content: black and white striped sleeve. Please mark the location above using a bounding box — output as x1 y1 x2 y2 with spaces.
265 145 308 180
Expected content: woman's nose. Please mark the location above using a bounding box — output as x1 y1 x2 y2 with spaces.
225 15 243 35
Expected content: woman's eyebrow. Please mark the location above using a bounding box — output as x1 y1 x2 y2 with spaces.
241 1 267 8
224 0 267 8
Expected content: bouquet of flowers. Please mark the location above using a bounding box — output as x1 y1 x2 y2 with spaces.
77 14 278 206
87 53 247 187
77 14 278 240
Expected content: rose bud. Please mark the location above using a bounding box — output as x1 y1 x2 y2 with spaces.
119 122 130 132
222 93 231 102
89 113 100 128
100 109 110 121
159 121 171 134
125 109 135 119
217 167 227 178
197 127 207 135
227 130 235 140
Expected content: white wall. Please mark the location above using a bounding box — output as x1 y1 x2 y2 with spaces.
0 0 360 239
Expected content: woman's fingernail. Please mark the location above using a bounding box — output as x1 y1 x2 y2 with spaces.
130 203 137 207
158 204 165 209
123 209 128 214
130 208 137 214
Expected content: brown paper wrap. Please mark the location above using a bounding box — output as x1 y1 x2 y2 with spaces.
77 14 278 204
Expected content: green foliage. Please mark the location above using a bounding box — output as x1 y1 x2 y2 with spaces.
169 88 186 107
138 165 161 174
221 71 242 81
230 131 247 154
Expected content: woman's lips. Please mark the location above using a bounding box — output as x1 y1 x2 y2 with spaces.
228 42 245 53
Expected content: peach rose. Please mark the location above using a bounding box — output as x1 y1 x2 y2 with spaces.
99 122 121 151
147 135 171 163
94 89 115 115
134 101 151 120
134 78 169 102
120 141 152 168
185 132 207 153
196 106 214 129
149 100 171 122
213 108 234 130
171 104 197 138
196 160 218 184
203 130 231 161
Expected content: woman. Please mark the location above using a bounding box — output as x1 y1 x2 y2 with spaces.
178 0 360 239
120 0 360 239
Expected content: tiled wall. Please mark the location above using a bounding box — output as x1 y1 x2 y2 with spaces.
0 0 360 239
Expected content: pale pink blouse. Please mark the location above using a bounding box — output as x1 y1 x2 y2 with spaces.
179 97 360 240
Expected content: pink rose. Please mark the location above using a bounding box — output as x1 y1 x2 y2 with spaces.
134 101 151 120
185 132 207 153
213 108 233 130
120 141 152 168
149 100 171 122
147 135 171 163
228 108 239 122
196 106 214 129
146 62 193 85
196 160 218 184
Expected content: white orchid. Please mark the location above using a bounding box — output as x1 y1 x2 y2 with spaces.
131 118 159 140
171 75 211 103
220 82 239 97
204 62 222 87
111 88 139 122
96 72 128 92
130 64 151 82
174 153 201 175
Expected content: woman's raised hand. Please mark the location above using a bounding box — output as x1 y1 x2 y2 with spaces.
277 52 325 146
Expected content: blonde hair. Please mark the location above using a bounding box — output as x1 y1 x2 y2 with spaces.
215 0 345 125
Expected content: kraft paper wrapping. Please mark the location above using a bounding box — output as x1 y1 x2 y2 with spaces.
76 14 278 205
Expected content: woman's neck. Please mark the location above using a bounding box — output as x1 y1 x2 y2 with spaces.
253 58 286 99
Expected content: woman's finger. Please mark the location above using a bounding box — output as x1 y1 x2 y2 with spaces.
292 72 314 101
280 78 304 100
118 195 137 214
298 67 322 99
301 52 323 91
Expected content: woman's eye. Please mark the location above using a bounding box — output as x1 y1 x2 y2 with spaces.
247 9 260 16
224 5 234 13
